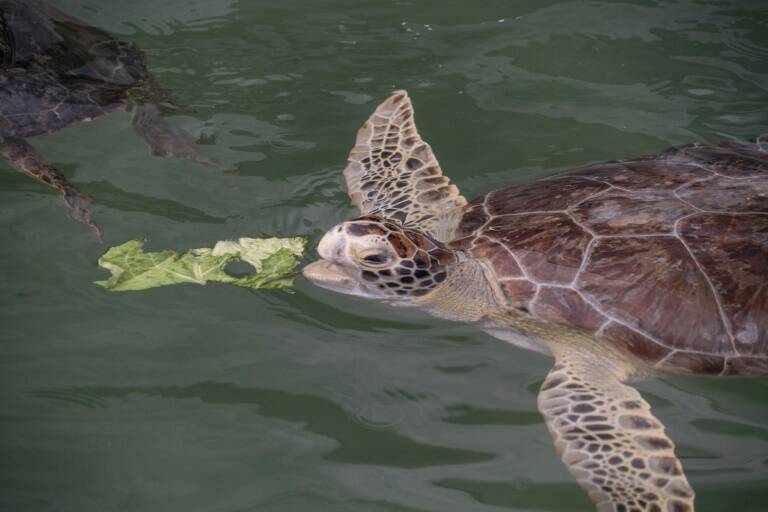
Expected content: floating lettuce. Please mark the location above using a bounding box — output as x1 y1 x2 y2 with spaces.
95 237 306 291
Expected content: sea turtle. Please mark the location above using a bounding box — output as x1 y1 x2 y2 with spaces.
0 0 210 239
303 91 768 512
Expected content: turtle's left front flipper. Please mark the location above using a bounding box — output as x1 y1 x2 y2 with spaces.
342 90 466 242
131 103 217 168
1 137 102 240
539 352 695 512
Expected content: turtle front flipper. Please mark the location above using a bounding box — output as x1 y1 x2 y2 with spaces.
1 137 102 240
539 353 694 512
131 103 217 168
342 91 466 242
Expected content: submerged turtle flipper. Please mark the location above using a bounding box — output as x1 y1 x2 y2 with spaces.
1 137 103 241
131 103 217 168
539 353 695 512
487 309 696 511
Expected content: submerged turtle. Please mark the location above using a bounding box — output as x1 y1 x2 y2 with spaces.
0 0 210 239
303 91 768 512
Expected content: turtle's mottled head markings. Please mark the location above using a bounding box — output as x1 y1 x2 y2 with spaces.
303 215 456 303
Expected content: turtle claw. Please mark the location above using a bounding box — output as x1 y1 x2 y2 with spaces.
132 103 220 169
62 190 103 242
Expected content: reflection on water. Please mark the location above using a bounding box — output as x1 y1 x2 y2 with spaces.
1 0 767 511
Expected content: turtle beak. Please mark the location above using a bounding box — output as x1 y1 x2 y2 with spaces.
303 260 351 286
302 259 365 296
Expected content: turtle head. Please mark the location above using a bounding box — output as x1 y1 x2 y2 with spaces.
303 215 456 304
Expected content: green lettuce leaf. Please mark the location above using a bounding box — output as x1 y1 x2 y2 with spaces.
95 237 306 291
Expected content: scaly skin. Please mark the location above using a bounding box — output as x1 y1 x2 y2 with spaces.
303 90 768 512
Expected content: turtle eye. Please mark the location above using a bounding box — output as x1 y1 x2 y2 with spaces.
360 252 391 267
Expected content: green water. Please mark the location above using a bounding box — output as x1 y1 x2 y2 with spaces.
2 1 767 511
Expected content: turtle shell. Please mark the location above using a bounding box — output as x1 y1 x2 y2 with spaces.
452 140 768 376
0 0 148 138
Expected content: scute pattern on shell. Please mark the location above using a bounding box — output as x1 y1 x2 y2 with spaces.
453 139 768 376
0 0 149 138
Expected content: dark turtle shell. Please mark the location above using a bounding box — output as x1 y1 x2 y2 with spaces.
453 139 768 376
0 0 149 138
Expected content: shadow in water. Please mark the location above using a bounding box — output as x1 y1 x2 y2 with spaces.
65 381 494 469
0 172 226 224
443 404 542 426
81 180 227 223
435 478 593 512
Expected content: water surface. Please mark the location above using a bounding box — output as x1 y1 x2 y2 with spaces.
1 1 767 511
